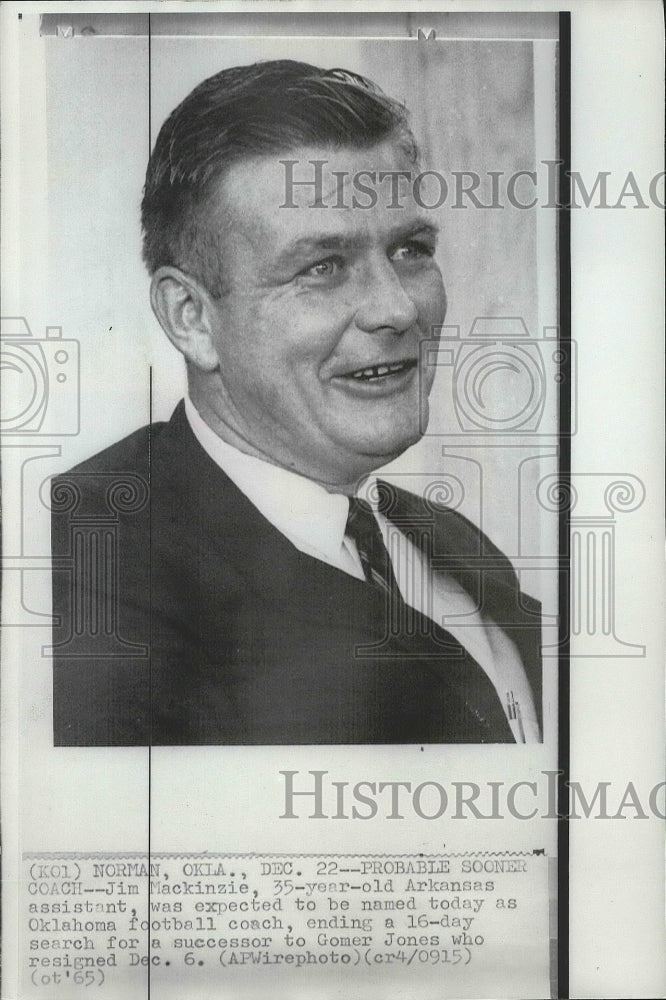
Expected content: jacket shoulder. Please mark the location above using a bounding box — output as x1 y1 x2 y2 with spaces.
388 482 512 561
432 502 511 559
50 418 182 529
57 422 164 477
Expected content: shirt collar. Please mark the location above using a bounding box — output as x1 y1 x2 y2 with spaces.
184 396 353 565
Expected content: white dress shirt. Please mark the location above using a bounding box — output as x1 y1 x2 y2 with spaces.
184 396 540 743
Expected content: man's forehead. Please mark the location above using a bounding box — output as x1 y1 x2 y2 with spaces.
217 139 427 247
232 136 414 179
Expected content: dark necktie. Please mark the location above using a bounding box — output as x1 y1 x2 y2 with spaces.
346 497 414 636
345 497 514 742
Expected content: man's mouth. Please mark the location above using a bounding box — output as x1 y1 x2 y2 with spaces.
341 359 417 382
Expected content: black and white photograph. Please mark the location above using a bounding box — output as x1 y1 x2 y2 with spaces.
1 3 663 999
47 28 557 748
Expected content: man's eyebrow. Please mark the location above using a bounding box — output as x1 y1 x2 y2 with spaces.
277 234 356 260
388 219 440 245
276 220 440 262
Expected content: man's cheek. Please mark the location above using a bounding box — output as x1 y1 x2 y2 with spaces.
419 364 437 401
418 272 446 314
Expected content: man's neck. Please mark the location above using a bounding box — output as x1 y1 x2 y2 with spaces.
187 391 373 496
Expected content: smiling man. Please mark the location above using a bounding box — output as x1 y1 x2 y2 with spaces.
51 60 542 746
150 139 445 489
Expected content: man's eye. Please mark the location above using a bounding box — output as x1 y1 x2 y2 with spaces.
391 241 435 262
300 257 342 279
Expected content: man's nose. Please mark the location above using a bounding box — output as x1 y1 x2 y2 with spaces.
354 260 419 334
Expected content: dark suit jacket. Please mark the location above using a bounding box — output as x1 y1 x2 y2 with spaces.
51 401 542 746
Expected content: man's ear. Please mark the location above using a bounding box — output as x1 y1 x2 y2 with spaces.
150 266 221 373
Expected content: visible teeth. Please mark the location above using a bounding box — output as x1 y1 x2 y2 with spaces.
350 361 408 380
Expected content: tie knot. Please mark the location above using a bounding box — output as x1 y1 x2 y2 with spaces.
346 497 380 544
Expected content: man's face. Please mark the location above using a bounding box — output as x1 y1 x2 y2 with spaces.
201 139 447 487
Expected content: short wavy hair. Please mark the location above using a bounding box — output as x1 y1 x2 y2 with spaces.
141 60 417 297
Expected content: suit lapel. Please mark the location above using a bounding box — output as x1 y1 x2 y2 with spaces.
151 408 541 737
155 402 386 632
385 482 543 730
